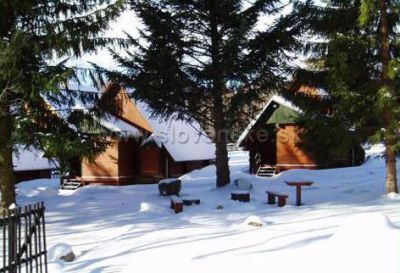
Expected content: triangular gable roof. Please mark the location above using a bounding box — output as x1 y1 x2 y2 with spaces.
100 115 143 137
45 83 152 136
104 84 153 133
136 101 216 162
266 103 299 124
236 95 301 147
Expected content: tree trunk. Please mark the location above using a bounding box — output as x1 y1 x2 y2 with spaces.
209 4 230 187
0 102 16 209
385 132 398 193
380 0 399 193
213 97 231 187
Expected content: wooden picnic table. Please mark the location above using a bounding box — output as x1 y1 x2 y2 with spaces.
285 181 314 206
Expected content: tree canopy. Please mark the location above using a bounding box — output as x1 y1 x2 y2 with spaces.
0 0 126 208
291 0 400 192
100 0 311 187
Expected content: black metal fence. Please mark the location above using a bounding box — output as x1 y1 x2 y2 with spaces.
0 202 48 273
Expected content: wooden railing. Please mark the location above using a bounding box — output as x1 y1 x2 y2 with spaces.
0 202 48 273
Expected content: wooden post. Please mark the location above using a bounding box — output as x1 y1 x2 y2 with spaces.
174 203 183 214
28 205 33 272
41 202 49 273
267 193 275 204
17 207 21 273
296 186 302 206
2 210 5 271
165 158 169 178
7 208 18 273
277 196 287 207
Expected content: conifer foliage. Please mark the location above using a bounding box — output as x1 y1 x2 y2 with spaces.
294 0 400 193
105 0 309 187
0 0 126 209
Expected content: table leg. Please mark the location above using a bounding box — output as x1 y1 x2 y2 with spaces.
296 186 302 206
267 193 275 204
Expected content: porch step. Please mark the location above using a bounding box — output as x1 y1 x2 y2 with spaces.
60 179 82 190
257 165 277 177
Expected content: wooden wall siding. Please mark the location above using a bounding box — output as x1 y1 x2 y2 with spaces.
140 145 162 176
288 83 322 98
297 85 321 96
15 169 52 183
276 125 316 170
101 83 153 133
186 161 207 172
118 138 141 182
168 160 210 177
114 91 153 133
169 161 186 177
81 138 120 183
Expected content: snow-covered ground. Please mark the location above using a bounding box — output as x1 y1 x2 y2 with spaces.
15 144 400 273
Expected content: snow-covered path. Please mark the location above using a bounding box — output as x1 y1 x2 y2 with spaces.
16 147 400 273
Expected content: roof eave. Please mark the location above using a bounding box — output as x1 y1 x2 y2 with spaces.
236 95 301 147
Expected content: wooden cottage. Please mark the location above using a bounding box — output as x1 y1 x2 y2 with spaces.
237 94 362 176
80 84 215 185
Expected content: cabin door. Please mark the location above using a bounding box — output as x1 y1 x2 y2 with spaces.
259 124 277 165
140 145 161 176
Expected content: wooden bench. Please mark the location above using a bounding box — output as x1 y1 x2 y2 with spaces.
265 191 288 207
182 198 201 206
231 191 250 202
170 196 183 213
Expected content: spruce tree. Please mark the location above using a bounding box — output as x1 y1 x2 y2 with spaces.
104 0 309 187
0 0 126 209
293 0 400 193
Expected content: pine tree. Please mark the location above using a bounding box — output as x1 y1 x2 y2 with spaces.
293 0 400 193
0 0 126 209
103 0 309 187
369 0 400 194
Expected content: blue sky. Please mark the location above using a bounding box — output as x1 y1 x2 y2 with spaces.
70 1 323 72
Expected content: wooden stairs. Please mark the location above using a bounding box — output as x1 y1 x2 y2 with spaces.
60 178 82 190
256 165 277 177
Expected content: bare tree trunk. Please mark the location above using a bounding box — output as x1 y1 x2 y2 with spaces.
380 0 399 193
209 5 230 187
385 133 398 193
0 102 16 209
213 96 230 187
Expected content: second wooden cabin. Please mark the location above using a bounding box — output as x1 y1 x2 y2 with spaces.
237 91 364 176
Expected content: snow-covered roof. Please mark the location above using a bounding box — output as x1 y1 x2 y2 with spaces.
46 83 143 138
141 134 162 148
236 95 301 146
316 88 329 97
100 115 143 137
46 83 215 162
13 147 58 171
136 102 216 162
46 83 102 119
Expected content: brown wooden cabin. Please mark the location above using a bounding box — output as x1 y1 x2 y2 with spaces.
80 84 215 185
237 94 361 174
138 142 212 183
